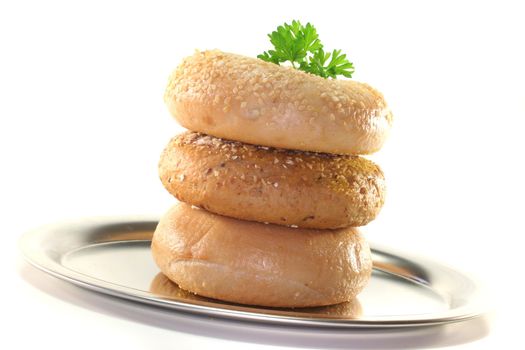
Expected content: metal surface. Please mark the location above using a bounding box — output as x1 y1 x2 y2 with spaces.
19 217 485 329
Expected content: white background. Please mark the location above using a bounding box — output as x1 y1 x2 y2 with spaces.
2 0 524 349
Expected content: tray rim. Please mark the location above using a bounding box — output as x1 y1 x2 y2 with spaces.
18 216 486 329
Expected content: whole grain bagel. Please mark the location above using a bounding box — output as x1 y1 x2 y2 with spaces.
159 132 386 229
151 203 372 307
164 50 392 155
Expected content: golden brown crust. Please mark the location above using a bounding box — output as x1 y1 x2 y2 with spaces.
164 50 392 155
159 132 386 229
151 203 372 307
150 272 362 318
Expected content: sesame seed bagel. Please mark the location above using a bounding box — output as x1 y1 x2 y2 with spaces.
164 50 392 155
159 132 386 229
151 203 372 307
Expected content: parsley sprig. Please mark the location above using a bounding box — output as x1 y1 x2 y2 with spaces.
258 20 354 79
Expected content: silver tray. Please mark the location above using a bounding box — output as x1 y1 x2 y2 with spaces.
19 216 484 329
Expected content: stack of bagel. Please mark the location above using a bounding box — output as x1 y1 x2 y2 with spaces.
152 50 393 308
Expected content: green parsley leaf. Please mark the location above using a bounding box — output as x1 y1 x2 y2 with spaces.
258 20 354 79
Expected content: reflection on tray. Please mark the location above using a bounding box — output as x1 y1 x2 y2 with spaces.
149 273 362 319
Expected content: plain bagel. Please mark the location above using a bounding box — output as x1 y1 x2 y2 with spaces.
151 203 373 307
149 272 362 317
164 50 392 155
159 132 386 229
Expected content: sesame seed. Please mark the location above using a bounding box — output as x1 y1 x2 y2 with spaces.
178 174 185 182
273 182 279 188
248 109 260 118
